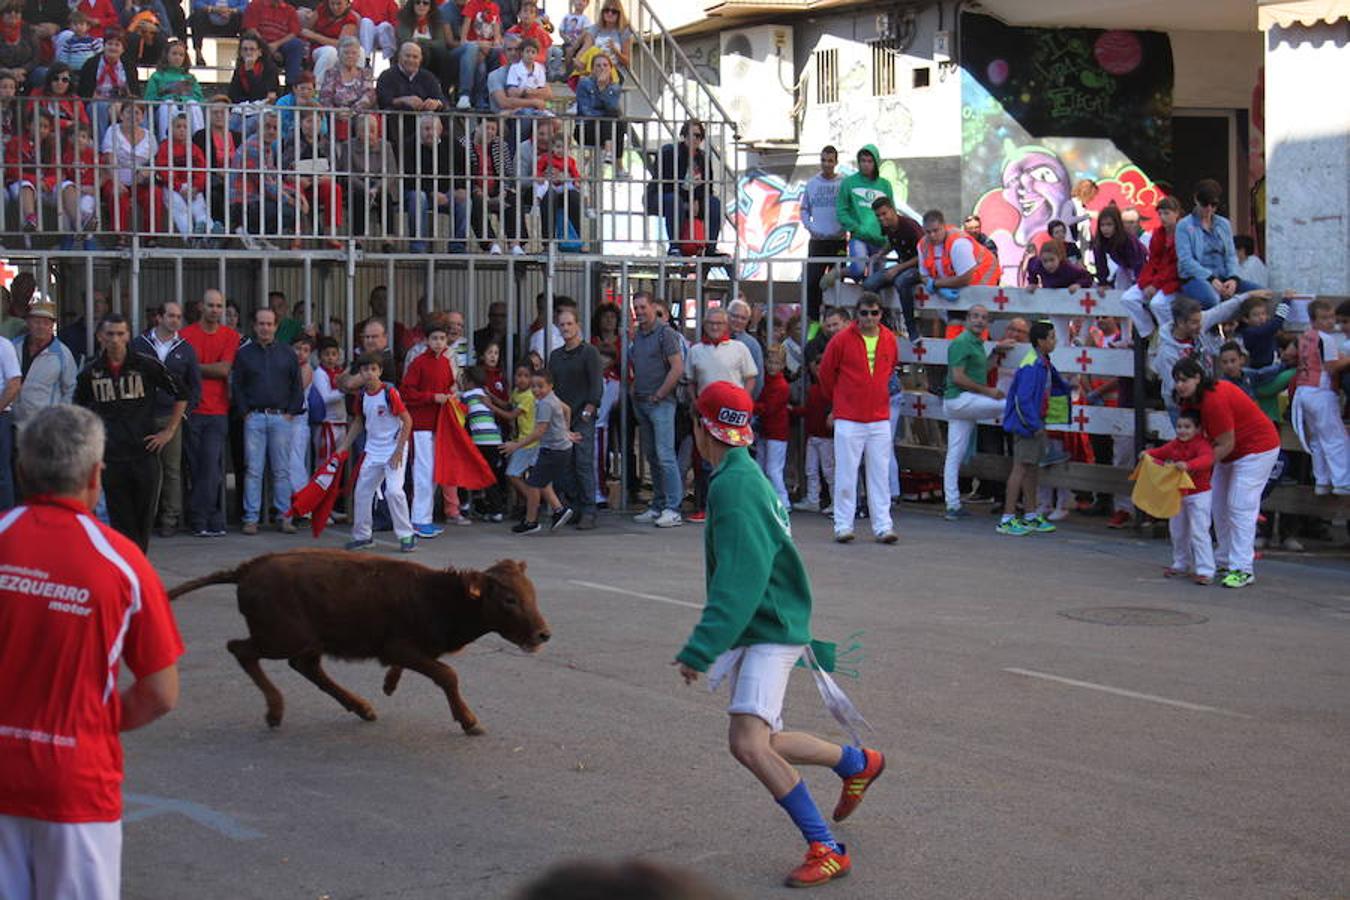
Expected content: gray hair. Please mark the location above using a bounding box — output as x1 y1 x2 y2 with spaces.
726 298 751 316
17 405 105 496
337 34 361 55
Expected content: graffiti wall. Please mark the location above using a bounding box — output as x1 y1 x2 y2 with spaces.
960 14 1173 281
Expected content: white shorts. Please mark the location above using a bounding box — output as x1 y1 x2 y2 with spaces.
721 643 806 732
0 814 122 900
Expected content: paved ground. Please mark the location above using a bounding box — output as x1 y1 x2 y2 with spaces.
125 504 1350 899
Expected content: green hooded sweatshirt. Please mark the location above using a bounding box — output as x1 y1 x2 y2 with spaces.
835 143 893 247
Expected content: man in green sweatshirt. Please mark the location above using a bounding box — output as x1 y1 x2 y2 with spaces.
675 381 885 889
833 144 894 286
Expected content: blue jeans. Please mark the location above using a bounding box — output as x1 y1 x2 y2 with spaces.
845 237 884 281
1180 275 1262 309
635 398 680 513
862 265 921 339
404 189 467 252
655 191 722 248
276 37 307 86
186 413 228 531
243 411 294 524
0 411 13 510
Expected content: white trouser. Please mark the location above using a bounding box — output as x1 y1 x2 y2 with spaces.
1170 490 1214 577
168 187 213 236
759 438 789 510
1112 434 1135 512
411 430 438 524
1037 485 1070 514
1211 447 1279 575
804 435 834 504
1292 386 1350 491
1119 283 1175 338
832 418 893 535
594 378 619 502
888 392 902 498
289 416 310 498
312 45 339 85
353 453 412 540
358 18 397 58
0 814 121 900
942 391 1004 510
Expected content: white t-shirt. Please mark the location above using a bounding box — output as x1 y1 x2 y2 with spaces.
529 323 565 360
102 125 157 188
312 366 348 423
0 336 20 410
360 385 406 464
506 61 546 92
685 339 757 394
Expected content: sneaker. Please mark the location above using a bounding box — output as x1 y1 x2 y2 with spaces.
399 536 417 553
510 244 525 255
834 530 855 543
206 528 227 537
632 508 660 524
876 531 898 544
996 518 1029 536
414 523 443 538
345 537 374 551
685 510 706 524
1191 574 1214 586
943 507 970 521
833 748 885 822
1046 508 1070 522
550 506 575 530
487 512 504 523
821 504 833 516
235 226 262 250
192 528 211 538
1215 567 1231 580
654 509 683 528
1222 571 1255 589
1106 510 1132 528
278 517 297 534
488 242 503 255
241 522 259 535
818 266 840 292
1023 514 1057 533
575 512 597 530
447 514 472 526
793 499 820 512
512 520 542 535
456 94 471 109
1281 536 1305 552
1163 567 1187 578
785 842 851 888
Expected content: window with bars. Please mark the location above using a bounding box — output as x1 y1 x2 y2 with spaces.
815 48 839 104
871 39 899 95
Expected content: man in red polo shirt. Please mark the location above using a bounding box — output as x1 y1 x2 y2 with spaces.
0 404 182 898
182 288 240 537
241 0 307 84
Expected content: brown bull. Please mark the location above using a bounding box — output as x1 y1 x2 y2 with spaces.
169 550 550 734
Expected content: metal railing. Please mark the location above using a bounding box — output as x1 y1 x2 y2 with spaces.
0 98 739 258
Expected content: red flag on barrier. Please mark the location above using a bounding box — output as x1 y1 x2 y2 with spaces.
287 450 349 537
434 398 496 491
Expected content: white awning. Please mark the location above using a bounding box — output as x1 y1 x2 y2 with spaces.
1258 0 1350 30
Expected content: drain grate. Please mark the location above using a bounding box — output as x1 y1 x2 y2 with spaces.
1060 607 1208 626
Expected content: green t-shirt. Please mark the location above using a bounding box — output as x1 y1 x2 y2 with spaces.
944 329 988 400
862 333 879 373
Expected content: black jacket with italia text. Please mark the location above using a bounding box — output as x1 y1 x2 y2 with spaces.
75 351 186 463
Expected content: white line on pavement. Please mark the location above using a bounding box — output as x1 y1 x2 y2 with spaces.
567 579 703 610
1003 667 1253 719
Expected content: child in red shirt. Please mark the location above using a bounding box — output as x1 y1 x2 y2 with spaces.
399 321 460 536
154 112 213 238
1144 409 1215 584
754 344 791 509
790 354 833 513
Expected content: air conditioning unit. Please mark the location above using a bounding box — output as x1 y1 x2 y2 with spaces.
718 25 795 143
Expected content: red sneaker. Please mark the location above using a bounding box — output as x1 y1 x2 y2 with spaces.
1106 510 1131 528
785 842 850 888
832 748 885 822
686 510 707 523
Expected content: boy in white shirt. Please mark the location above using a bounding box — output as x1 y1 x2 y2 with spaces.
339 352 416 552
507 37 549 101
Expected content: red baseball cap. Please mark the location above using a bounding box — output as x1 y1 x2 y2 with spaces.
695 381 754 447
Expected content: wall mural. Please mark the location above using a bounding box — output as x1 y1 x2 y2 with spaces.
960 14 1174 282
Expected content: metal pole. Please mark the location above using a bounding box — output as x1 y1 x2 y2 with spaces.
260 257 270 323
174 255 184 308
466 257 476 362
302 255 313 335
545 243 555 358
217 255 226 304
346 246 357 360
385 257 396 351
506 257 517 368
618 260 629 511
84 256 95 358
425 257 435 314
128 244 141 335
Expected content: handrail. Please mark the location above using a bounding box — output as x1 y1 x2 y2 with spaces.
629 0 739 133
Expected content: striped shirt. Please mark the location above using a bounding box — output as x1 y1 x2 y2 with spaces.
461 388 501 445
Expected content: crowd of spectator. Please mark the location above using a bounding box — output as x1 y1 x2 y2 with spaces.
0 0 734 254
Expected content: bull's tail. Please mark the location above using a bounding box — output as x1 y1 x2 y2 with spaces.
168 567 243 601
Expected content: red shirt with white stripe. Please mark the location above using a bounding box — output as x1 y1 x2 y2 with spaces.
0 496 184 823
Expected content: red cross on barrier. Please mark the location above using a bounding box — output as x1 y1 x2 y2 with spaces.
1075 350 1094 372
913 285 929 308
992 289 1011 310
912 396 927 418
1078 293 1098 315
0 259 17 289
1074 409 1092 431
911 341 927 359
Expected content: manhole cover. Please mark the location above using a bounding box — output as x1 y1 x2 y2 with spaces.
1060 607 1208 626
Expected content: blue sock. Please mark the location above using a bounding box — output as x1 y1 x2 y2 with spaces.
776 780 839 851
832 745 866 779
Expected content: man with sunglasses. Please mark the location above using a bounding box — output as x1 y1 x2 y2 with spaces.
646 117 721 256
817 292 899 544
1175 178 1262 309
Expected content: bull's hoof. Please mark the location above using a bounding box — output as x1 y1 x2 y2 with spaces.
382 667 403 696
355 704 378 722
463 723 486 736
265 712 283 728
